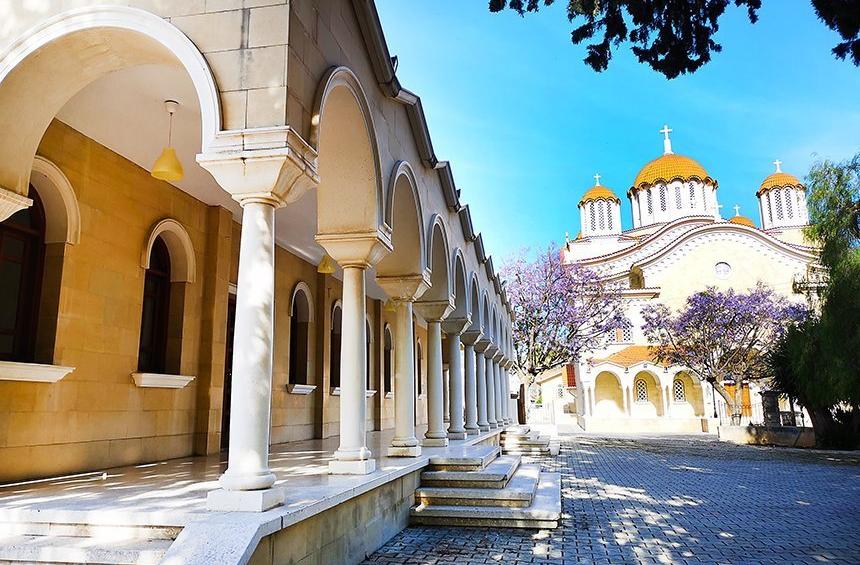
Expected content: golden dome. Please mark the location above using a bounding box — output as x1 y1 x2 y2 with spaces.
579 185 620 205
758 172 803 196
632 154 715 190
729 215 756 228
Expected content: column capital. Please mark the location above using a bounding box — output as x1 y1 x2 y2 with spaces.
441 317 471 336
474 337 491 354
414 299 454 323
492 350 504 362
315 231 393 269
461 330 483 346
484 344 499 358
198 143 317 208
376 274 430 302
0 186 32 222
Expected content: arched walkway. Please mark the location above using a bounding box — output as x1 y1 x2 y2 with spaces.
593 371 624 417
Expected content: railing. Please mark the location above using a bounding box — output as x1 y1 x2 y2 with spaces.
715 396 811 427
527 403 555 424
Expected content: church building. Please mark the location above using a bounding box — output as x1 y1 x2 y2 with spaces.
557 126 818 433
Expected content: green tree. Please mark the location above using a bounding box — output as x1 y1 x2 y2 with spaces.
489 0 860 79
768 153 860 448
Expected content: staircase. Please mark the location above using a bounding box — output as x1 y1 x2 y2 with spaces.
0 521 179 564
409 444 561 529
501 425 560 456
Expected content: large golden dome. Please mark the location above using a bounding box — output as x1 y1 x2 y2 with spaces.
579 184 620 205
758 172 803 196
729 215 756 228
632 154 715 190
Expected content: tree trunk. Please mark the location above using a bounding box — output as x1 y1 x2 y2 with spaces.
732 383 744 426
710 379 737 422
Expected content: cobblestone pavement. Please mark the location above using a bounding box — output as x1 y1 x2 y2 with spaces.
363 433 860 564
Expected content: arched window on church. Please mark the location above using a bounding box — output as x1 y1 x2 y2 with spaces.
607 206 613 230
330 303 342 389
659 186 667 212
289 286 311 385
597 201 605 230
765 196 773 223
673 379 686 402
688 183 696 208
646 190 653 216
0 189 46 362
589 203 596 231
635 379 648 403
775 190 784 220
675 185 683 209
138 236 171 373
784 188 794 219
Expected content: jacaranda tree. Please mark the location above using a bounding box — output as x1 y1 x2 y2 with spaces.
502 243 626 387
642 284 806 423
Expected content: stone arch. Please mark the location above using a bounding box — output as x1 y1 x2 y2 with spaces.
631 370 664 417
29 156 80 245
376 160 428 286
0 6 221 200
383 324 393 395
290 282 314 324
481 290 492 340
421 215 453 304
330 300 343 389
593 371 624 417
141 219 196 284
672 371 705 417
449 249 470 321
312 66 385 242
466 273 482 333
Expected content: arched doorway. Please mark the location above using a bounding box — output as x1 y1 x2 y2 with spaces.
593 371 624 417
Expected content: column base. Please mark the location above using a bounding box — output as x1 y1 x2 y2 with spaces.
206 487 284 512
329 458 376 475
478 424 490 432
465 426 480 436
387 445 422 457
447 431 467 440
422 437 449 447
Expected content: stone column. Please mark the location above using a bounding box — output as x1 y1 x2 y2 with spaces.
501 362 511 424
442 318 470 440
484 345 498 429
199 147 316 512
442 365 450 424
474 338 490 431
461 330 482 435
415 302 453 447
493 351 504 426
622 385 629 415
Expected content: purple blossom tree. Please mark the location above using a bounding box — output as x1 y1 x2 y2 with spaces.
502 243 626 386
642 284 807 423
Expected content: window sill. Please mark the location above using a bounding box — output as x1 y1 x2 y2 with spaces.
131 372 195 389
330 387 341 396
287 384 316 395
384 391 394 399
0 361 74 383
366 389 377 398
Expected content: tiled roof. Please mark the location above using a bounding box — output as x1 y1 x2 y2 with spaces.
591 345 670 368
580 185 621 204
757 172 803 195
632 154 714 189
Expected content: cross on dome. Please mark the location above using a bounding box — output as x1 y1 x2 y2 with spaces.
733 204 741 216
593 173 601 186
659 124 673 155
773 159 783 173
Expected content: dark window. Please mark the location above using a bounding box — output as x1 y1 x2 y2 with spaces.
138 237 171 373
383 327 393 394
289 290 310 385
0 189 45 362
330 305 342 389
416 341 423 396
365 320 372 390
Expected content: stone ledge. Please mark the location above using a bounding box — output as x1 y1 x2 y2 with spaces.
286 383 316 395
131 372 195 389
0 361 74 383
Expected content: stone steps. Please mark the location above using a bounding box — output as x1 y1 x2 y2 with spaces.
411 472 561 529
0 522 179 564
415 464 540 508
427 445 501 471
420 455 521 489
501 426 558 456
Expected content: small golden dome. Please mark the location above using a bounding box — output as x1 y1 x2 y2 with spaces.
729 215 756 228
579 185 620 205
758 172 803 196
632 154 715 190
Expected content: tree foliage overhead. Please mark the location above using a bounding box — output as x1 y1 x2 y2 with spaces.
489 0 860 79
502 243 626 382
804 153 860 271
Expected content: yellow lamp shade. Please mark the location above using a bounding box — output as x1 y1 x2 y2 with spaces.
152 147 184 181
317 254 336 274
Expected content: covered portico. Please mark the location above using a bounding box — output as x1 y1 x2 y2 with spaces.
0 0 516 532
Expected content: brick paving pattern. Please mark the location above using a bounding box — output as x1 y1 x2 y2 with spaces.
363 433 860 564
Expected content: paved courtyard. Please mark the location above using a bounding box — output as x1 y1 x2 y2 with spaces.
364 433 860 564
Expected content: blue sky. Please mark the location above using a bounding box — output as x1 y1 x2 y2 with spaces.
375 1 860 261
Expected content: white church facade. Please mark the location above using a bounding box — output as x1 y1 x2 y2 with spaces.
553 127 819 433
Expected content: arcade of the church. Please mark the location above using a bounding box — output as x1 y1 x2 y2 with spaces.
555 127 819 433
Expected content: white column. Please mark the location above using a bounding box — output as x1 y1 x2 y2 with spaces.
207 200 283 512
446 333 466 439
423 320 448 446
475 345 489 431
462 337 479 435
328 266 376 474
442 365 450 424
485 349 497 428
493 358 504 427
387 300 420 457
502 364 511 424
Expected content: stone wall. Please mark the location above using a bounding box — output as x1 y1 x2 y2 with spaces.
248 469 420 565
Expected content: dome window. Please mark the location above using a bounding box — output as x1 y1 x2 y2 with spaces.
714 262 731 279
